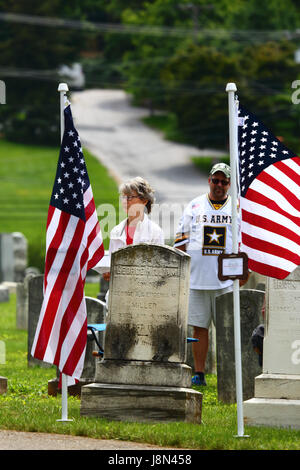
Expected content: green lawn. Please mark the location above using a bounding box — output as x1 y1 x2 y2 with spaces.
0 139 121 271
0 291 300 450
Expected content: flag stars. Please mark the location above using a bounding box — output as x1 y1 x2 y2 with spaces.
238 106 297 199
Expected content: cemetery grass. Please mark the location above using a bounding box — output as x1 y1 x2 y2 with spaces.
1 289 300 451
0 139 121 271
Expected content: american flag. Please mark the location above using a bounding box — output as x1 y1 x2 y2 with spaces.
238 104 300 280
31 104 104 382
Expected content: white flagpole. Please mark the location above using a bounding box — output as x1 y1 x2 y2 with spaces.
57 82 73 423
225 82 247 438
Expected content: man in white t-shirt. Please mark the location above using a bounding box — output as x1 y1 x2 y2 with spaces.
174 163 233 386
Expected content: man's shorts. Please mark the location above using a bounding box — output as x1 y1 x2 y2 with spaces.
188 286 233 329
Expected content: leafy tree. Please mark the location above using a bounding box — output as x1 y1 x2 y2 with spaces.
0 0 87 145
108 0 300 150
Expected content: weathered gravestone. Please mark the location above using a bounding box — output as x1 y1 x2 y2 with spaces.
12 232 28 282
0 233 14 283
0 285 9 303
16 273 35 330
215 289 265 403
80 244 202 423
27 275 49 367
244 267 300 429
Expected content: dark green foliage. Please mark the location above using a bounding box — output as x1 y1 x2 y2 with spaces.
0 0 86 145
101 0 300 152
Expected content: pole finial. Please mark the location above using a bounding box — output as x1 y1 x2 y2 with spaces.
58 83 69 92
226 82 237 92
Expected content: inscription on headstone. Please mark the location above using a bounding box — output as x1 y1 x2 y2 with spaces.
105 248 187 364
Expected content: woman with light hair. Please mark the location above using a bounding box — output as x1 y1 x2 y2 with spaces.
103 176 164 281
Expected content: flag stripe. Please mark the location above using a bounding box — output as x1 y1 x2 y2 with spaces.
241 243 297 273
292 156 300 168
247 258 290 280
53 275 86 369
257 169 299 209
241 210 300 248
62 318 87 376
33 217 86 360
275 160 300 187
242 231 300 265
44 210 71 290
244 189 300 226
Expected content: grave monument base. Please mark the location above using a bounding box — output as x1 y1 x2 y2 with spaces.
244 373 300 429
80 382 202 423
91 359 192 387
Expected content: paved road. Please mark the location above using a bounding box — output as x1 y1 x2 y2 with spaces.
0 429 178 451
71 89 223 239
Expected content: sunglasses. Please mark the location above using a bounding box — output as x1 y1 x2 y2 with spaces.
211 178 230 186
121 195 140 201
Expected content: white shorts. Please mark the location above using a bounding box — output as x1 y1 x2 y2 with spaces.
188 286 233 329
